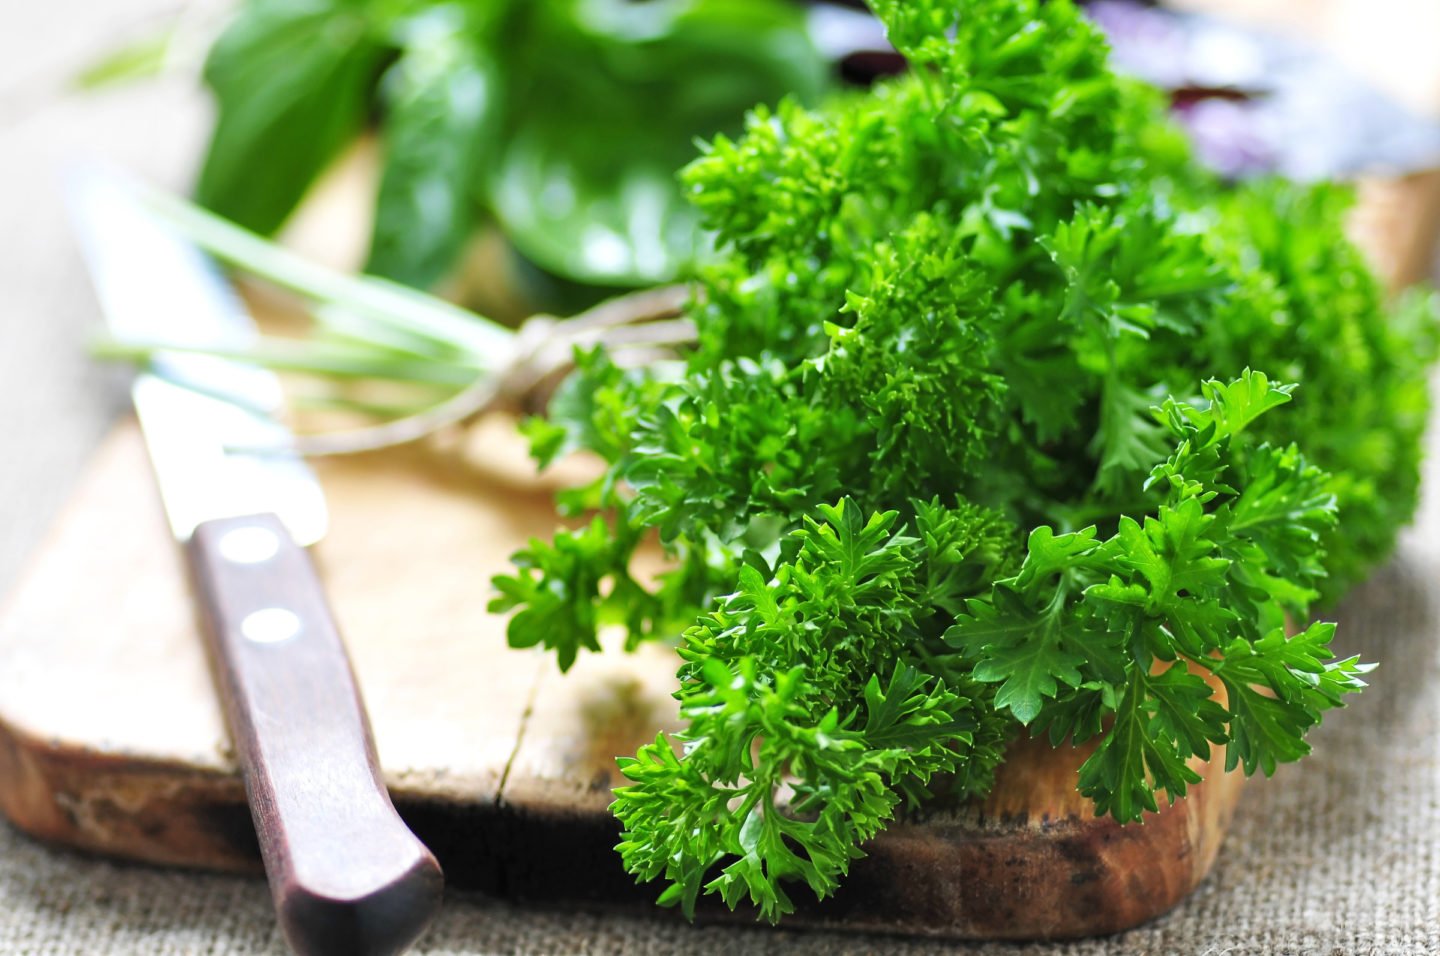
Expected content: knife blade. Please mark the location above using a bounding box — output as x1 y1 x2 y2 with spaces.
66 168 443 956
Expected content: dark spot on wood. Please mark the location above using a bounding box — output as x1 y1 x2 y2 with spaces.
195 799 261 861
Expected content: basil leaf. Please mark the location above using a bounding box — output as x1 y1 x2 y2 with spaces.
366 8 501 287
489 0 828 286
196 0 384 234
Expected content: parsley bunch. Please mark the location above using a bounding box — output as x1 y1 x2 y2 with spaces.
492 0 1434 921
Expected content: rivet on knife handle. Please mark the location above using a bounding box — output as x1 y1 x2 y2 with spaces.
186 512 442 956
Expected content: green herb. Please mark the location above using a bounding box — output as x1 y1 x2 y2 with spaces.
490 0 1434 920
613 374 1369 920
125 0 1435 925
195 0 829 294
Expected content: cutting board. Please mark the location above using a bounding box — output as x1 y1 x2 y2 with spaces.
0 411 1250 940
0 166 1435 942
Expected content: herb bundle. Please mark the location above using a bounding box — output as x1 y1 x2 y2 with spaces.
131 0 1438 927
487 0 1436 921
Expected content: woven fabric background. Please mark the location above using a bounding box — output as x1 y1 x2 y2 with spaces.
3 2 1438 953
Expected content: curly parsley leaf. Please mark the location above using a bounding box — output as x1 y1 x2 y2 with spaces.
949 370 1368 822
612 499 1014 922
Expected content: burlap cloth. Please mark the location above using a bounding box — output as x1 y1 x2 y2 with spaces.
3 2 1438 952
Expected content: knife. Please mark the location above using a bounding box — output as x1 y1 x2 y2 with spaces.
65 168 443 956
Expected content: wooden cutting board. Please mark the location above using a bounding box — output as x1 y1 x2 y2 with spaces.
0 177 1433 941
0 407 1253 940
5 0 1436 938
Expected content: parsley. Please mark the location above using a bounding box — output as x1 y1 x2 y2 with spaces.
950 373 1369 820
615 498 1016 920
492 0 1434 921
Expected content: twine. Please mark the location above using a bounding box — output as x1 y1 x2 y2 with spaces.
275 284 693 457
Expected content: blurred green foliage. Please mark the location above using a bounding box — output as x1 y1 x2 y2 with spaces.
195 0 830 294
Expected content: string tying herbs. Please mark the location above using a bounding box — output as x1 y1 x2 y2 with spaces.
262 285 693 457
95 187 698 456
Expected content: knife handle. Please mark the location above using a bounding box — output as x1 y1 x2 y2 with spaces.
185 513 442 956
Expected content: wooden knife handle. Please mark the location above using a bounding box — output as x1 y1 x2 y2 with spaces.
185 513 442 956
